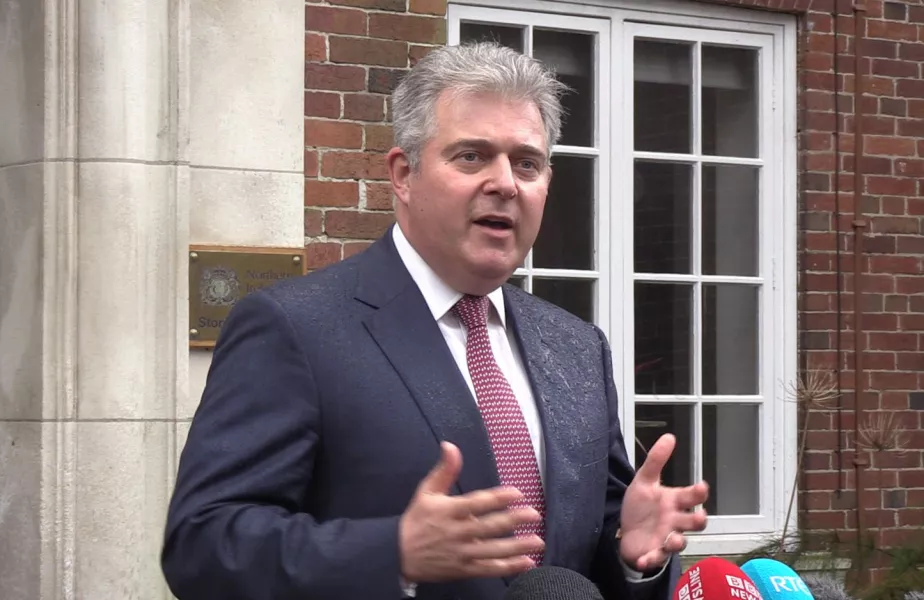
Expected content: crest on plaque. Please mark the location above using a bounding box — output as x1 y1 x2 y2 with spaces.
199 266 240 306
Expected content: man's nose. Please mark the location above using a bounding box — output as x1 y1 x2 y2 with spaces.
484 157 518 199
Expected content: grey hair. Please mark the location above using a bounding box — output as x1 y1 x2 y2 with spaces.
391 41 570 170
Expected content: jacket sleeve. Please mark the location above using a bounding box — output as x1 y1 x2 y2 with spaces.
589 326 681 600
161 289 404 600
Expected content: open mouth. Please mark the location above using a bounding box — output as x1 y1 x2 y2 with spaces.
474 218 513 231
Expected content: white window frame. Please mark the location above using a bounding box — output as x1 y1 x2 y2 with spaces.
449 0 797 558
449 10 612 334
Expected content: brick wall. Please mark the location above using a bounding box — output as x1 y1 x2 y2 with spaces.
305 0 924 566
777 0 924 566
304 0 446 269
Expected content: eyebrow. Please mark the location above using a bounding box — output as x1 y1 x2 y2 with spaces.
443 138 547 160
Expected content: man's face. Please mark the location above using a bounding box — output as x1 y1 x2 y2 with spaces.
389 90 551 296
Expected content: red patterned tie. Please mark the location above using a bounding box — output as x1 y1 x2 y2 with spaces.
453 294 545 564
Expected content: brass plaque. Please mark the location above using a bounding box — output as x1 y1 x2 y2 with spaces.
188 246 306 348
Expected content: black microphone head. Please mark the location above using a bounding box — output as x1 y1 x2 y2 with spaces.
505 566 604 600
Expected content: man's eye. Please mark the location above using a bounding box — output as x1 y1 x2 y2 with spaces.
460 152 479 162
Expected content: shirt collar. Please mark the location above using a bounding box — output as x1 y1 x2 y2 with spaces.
392 223 507 328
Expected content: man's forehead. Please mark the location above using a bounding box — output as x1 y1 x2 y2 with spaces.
432 91 547 151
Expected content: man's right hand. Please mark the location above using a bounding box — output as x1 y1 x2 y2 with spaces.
398 441 544 583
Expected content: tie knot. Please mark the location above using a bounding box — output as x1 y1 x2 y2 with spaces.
453 294 490 331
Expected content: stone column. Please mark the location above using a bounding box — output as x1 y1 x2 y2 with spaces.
2 0 190 598
0 0 304 597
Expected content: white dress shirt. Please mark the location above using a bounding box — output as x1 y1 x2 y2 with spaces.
391 224 663 594
392 224 546 482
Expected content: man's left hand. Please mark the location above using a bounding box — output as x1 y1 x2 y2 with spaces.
618 433 709 572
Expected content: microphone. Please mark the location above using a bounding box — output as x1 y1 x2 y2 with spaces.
672 557 763 600
504 566 604 600
800 573 853 600
741 558 814 600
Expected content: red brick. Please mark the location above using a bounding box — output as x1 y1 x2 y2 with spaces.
306 64 366 92
802 491 831 510
364 124 393 151
869 371 918 391
867 19 918 42
343 241 373 258
803 510 847 529
871 58 917 78
909 99 924 118
305 180 360 208
368 68 407 94
807 13 833 33
871 217 919 234
325 210 395 239
365 182 394 210
901 314 924 331
328 0 406 11
321 151 389 180
869 255 920 274
898 509 924 527
899 469 924 487
305 5 367 35
409 0 447 15
868 332 917 351
897 118 924 137
897 277 924 294
896 78 924 99
306 33 327 62
305 208 323 236
305 91 341 119
409 44 437 65
895 159 924 177
368 13 446 44
329 36 408 68
899 41 924 61
866 38 899 59
897 236 924 253
306 119 363 149
306 150 318 177
806 153 837 171
343 93 386 121
305 242 342 270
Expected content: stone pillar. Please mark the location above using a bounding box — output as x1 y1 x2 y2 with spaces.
0 0 304 598
2 0 189 597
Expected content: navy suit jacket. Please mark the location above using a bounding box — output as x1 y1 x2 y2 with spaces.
161 228 680 599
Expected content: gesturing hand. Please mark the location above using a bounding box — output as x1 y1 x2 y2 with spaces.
618 434 709 572
398 442 544 583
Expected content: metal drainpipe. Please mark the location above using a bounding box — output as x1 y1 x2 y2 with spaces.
851 0 869 569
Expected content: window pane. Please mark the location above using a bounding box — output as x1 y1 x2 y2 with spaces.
534 29 594 147
532 278 594 322
702 284 759 395
459 23 525 52
533 156 594 270
635 283 693 395
634 161 692 274
702 45 759 158
703 165 759 276
635 403 694 487
634 40 692 154
703 403 760 514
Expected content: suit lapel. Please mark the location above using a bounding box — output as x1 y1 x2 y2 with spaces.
505 289 574 566
357 231 501 497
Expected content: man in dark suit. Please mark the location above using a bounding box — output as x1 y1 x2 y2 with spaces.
161 41 709 600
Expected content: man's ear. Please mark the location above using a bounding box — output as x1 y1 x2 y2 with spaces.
387 147 412 207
